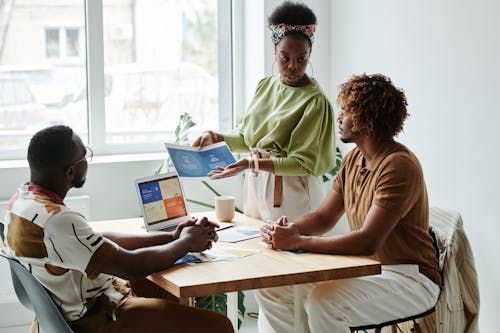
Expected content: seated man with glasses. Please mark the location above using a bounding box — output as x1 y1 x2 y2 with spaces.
2 125 233 333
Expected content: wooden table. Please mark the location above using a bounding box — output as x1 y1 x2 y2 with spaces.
92 212 381 332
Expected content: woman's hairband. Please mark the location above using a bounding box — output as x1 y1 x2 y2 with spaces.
269 23 316 45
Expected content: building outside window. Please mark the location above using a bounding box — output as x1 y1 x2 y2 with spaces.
0 0 232 159
45 27 83 60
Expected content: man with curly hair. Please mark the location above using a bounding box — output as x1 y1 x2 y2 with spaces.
257 74 441 332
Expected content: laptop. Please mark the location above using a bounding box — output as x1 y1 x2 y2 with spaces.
134 172 232 232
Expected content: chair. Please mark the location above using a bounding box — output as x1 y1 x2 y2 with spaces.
425 207 480 333
0 220 74 333
350 306 435 333
352 207 480 333
351 210 443 333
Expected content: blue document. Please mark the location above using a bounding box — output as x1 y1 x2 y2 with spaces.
164 142 236 179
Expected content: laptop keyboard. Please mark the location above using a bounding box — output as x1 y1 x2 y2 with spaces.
161 225 178 232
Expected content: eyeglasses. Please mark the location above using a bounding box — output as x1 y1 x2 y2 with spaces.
69 146 93 167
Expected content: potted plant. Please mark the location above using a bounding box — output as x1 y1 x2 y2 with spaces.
156 112 245 327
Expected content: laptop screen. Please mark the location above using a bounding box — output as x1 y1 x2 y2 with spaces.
136 173 188 227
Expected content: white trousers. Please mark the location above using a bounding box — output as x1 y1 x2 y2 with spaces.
255 264 440 333
243 170 325 222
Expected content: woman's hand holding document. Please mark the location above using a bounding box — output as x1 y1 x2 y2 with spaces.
165 142 236 180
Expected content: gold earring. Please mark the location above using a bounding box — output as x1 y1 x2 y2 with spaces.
307 62 314 78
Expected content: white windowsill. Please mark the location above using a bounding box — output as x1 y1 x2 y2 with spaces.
0 152 167 169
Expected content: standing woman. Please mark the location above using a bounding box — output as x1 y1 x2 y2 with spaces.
193 1 336 222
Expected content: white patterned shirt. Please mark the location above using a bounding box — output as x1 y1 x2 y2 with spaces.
4 183 129 322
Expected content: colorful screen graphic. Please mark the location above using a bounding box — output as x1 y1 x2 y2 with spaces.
138 176 187 225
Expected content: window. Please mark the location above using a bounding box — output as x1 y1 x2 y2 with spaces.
0 0 233 159
45 27 83 60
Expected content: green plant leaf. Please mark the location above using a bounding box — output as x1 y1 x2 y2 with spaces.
154 162 164 176
186 198 215 210
322 147 343 182
196 294 227 314
202 180 221 196
237 291 246 326
196 292 246 328
175 112 196 144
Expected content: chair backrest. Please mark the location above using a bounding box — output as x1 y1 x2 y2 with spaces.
427 207 480 333
0 220 33 310
0 220 74 333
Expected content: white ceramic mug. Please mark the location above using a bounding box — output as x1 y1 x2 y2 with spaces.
214 196 235 222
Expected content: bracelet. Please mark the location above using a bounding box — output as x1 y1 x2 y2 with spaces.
247 156 257 176
252 154 260 171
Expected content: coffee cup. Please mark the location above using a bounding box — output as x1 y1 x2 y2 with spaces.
215 196 235 222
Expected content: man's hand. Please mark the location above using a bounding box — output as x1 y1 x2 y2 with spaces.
173 217 220 241
172 217 198 240
196 216 220 235
179 218 218 252
208 158 248 179
261 216 301 250
102 219 218 280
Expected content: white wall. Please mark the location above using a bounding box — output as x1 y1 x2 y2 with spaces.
330 1 500 331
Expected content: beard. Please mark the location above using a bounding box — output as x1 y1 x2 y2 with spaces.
72 176 86 188
340 134 357 144
339 128 360 144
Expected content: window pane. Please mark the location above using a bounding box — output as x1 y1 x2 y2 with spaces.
0 1 87 153
102 0 219 144
45 28 60 59
66 28 80 57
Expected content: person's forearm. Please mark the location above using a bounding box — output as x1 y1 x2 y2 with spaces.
248 158 275 174
249 158 305 175
294 210 336 236
103 238 191 280
103 231 174 250
272 157 310 176
298 230 376 256
222 132 249 152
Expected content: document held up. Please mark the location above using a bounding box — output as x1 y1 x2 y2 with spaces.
164 142 236 180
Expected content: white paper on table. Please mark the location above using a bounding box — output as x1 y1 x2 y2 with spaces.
216 226 261 243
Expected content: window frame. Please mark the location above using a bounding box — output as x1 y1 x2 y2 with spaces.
0 0 233 160
86 0 233 156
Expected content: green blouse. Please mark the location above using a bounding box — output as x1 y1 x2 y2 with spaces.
224 75 336 176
